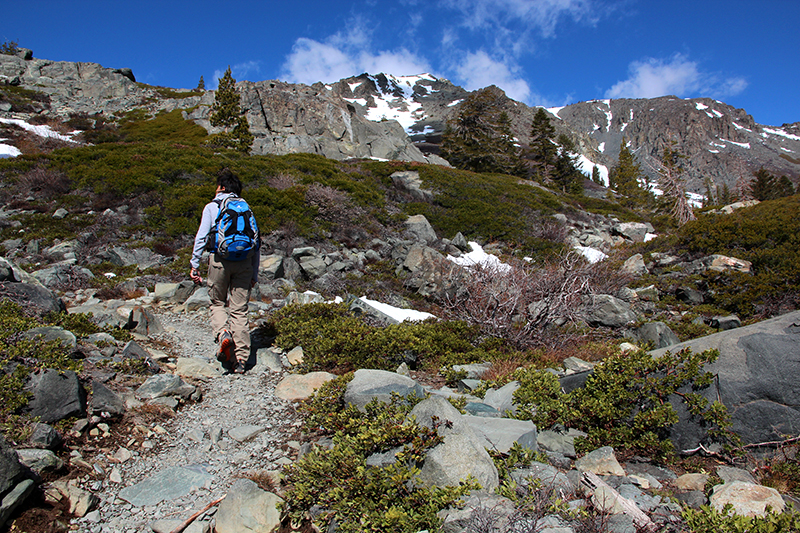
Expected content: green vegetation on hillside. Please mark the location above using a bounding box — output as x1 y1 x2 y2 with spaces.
653 195 800 317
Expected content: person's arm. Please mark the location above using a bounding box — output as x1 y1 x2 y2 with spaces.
250 238 260 287
190 202 216 282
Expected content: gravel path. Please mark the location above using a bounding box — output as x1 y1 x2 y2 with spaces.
72 309 302 533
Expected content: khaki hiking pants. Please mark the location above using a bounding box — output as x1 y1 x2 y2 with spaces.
207 253 252 366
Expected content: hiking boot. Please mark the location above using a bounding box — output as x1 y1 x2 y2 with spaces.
233 362 247 374
216 330 236 370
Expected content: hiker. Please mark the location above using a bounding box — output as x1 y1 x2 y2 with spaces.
190 168 260 373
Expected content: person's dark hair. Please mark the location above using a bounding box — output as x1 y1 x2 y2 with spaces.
216 168 242 195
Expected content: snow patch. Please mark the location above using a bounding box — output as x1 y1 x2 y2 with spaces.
574 246 607 264
721 139 750 149
763 126 800 141
358 296 436 323
447 241 511 273
732 122 753 132
576 154 608 186
0 118 79 143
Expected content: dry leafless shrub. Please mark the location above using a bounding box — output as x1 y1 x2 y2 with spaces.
305 183 365 225
15 166 71 200
438 251 621 351
267 173 298 190
240 469 278 493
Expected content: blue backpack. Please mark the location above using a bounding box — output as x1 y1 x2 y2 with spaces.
206 195 259 261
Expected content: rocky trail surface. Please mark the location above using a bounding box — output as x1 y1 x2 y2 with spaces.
67 310 302 533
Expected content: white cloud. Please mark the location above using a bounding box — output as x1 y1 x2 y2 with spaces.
453 50 532 102
605 54 748 100
280 18 431 84
281 38 358 85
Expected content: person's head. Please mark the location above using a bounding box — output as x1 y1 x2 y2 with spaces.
216 168 242 195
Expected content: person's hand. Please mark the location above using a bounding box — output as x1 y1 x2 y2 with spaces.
190 268 202 284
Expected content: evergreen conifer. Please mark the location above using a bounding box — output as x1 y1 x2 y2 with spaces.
207 66 253 152
440 86 519 175
609 139 651 207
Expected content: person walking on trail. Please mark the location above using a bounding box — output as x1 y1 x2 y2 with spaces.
189 169 260 373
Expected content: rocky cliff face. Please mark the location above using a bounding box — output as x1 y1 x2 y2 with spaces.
2 51 799 192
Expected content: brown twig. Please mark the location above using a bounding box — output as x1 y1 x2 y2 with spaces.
739 434 800 450
168 495 225 533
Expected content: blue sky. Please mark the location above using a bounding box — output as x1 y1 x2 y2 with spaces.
3 0 798 126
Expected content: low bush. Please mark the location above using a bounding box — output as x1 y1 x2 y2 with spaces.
682 504 800 533
281 375 476 532
672 195 800 318
508 347 738 459
269 302 488 372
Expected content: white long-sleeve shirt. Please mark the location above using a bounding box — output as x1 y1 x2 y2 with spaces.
190 192 260 283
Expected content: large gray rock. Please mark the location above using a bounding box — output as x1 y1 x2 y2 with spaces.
633 322 680 349
215 478 283 533
510 462 575 495
404 214 438 244
0 437 28 498
24 369 86 423
344 369 425 412
612 222 653 243
21 326 76 349
482 381 520 415
274 372 337 401
126 305 164 336
651 310 800 449
0 282 65 315
184 287 211 311
462 415 537 454
95 247 166 270
584 294 638 327
391 171 433 202
90 381 126 417
710 481 784 518
117 466 214 507
409 396 499 491
135 374 195 401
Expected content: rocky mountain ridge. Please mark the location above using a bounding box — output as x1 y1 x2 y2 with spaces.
2 50 798 194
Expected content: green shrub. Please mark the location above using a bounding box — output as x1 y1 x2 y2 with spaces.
682 504 800 533
270 302 488 372
510 347 737 459
0 301 99 440
674 195 800 317
283 375 476 532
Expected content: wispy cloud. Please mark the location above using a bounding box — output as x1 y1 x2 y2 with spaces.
211 61 262 89
605 54 748 100
443 0 599 49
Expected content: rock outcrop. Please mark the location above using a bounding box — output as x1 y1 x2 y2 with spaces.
651 310 800 450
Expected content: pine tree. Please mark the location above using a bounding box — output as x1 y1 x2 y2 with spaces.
591 166 602 185
776 175 796 198
207 66 253 152
750 167 776 201
440 86 519 175
609 139 651 207
525 108 558 183
553 134 583 195
196 75 205 91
